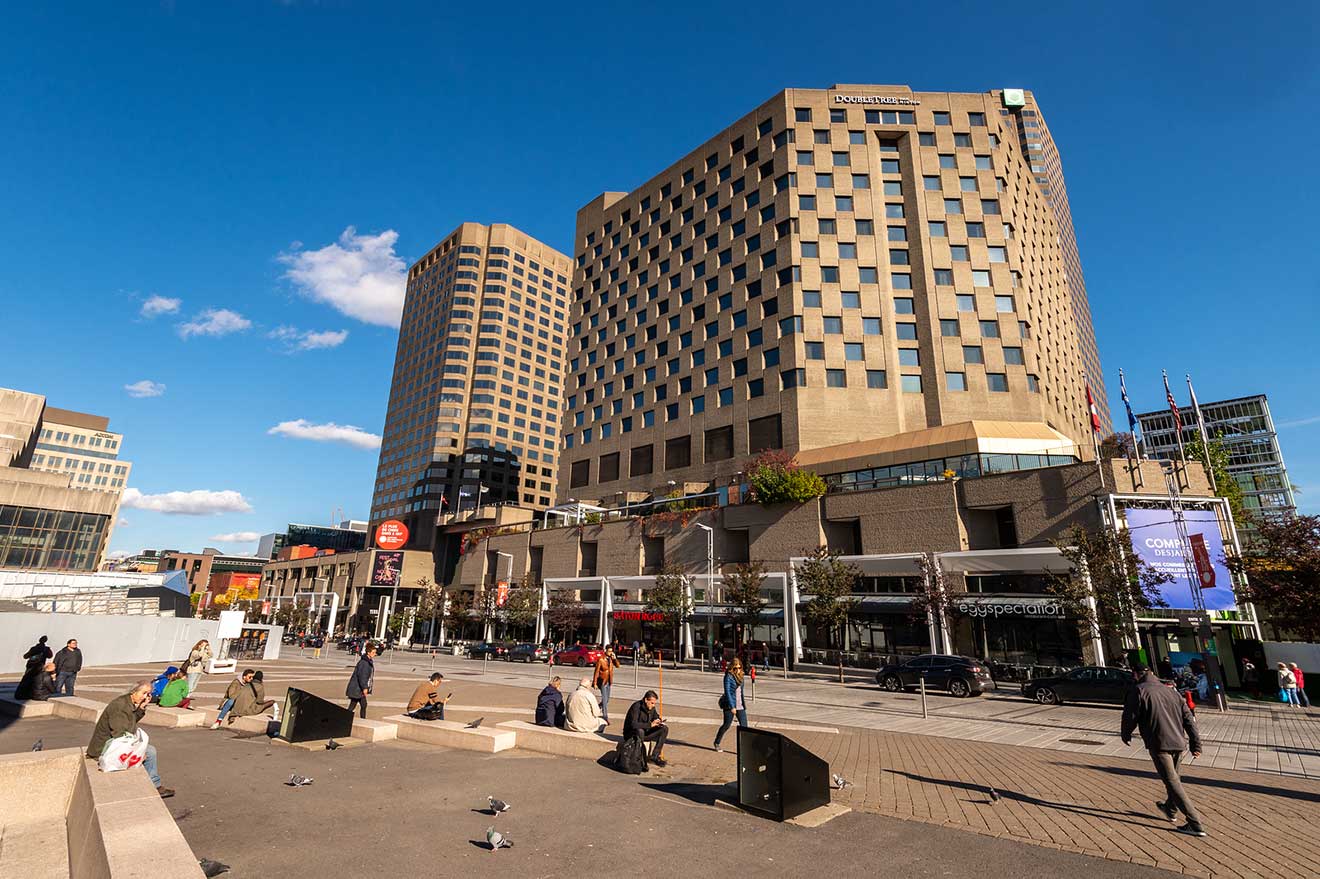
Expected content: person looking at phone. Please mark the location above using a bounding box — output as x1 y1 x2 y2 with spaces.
407 672 450 720
624 690 669 767
87 680 174 798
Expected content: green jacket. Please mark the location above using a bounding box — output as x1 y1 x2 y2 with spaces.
87 693 145 758
159 679 189 708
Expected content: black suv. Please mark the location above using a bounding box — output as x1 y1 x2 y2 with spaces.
875 654 994 698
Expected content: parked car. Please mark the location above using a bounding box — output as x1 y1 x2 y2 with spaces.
875 654 993 698
1022 666 1135 706
468 641 511 660
507 643 550 663
553 644 604 667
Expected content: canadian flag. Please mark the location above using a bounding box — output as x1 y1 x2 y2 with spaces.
1085 383 1102 433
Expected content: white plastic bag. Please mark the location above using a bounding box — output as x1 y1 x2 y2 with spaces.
99 729 150 773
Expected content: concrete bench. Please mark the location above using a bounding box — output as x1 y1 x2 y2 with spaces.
0 692 56 718
352 718 398 743
143 705 208 728
50 696 107 723
198 707 278 735
386 715 516 753
497 721 620 760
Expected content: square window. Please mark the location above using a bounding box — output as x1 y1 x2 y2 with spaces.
959 177 977 192
988 246 1007 263
966 221 985 238
963 345 984 364
940 319 960 337
880 159 900 174
946 372 967 391
888 226 908 242
821 265 839 283
866 369 887 389
890 249 909 266
923 175 941 191
933 111 951 126
862 317 882 335
797 150 814 166
830 108 846 123
849 130 865 144
928 221 946 237
802 241 819 258
859 267 878 283
974 270 992 287
836 195 854 211
844 342 864 360
795 108 812 122
885 204 904 219
799 195 816 210
781 368 806 389
763 347 780 367
748 378 764 398
803 290 822 307
975 155 991 170
814 130 829 144
982 199 1001 214
950 245 969 261
896 322 917 340
825 369 846 387
894 297 915 314
987 373 1009 392
891 273 912 290
816 172 833 188
954 133 971 148
933 268 953 285
919 132 936 146
838 242 857 259
805 340 825 359
832 152 849 167
939 154 956 169
691 395 706 414
898 348 920 366
901 374 923 393
823 316 843 334
883 181 902 196
718 387 734 406
853 174 871 190
944 198 962 214
856 219 874 235
956 294 976 312
841 291 861 308
1004 346 1025 365
819 218 837 234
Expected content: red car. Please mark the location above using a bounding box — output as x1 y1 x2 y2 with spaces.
553 644 604 667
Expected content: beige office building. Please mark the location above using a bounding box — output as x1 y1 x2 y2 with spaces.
368 222 573 551
561 85 1103 498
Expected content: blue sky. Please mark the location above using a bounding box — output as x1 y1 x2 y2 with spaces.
2 2 1317 558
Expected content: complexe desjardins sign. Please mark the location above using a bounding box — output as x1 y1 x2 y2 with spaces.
1123 507 1236 611
833 94 921 105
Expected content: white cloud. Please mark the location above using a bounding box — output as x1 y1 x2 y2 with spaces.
210 531 262 543
267 419 381 450
121 487 254 516
141 295 181 318
178 308 252 338
106 549 133 561
1276 415 1320 430
116 518 129 527
124 379 166 398
280 227 406 327
269 326 349 351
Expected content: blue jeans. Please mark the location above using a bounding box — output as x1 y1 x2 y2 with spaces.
1298 688 1312 708
56 672 77 696
599 683 612 720
142 744 161 787
217 698 235 721
186 671 202 694
714 707 747 747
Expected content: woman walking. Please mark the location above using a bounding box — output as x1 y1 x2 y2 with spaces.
713 657 749 752
1278 662 1300 706
1289 663 1310 708
184 639 212 696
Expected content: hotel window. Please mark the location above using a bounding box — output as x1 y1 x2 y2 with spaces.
979 320 1000 338
890 249 909 265
896 323 917 340
849 131 865 144
796 150 813 165
814 130 829 144
691 395 706 414
940 319 960 337
859 267 878 283
822 266 839 283
844 342 864 361
933 111 951 126
836 195 854 211
866 369 887 389
919 132 935 146
882 181 902 196
718 387 734 407
975 155 991 170
954 133 971 148
1004 346 1025 365
832 152 849 166
968 112 986 127
841 291 861 308
853 173 871 189
823 316 843 334
816 172 833 188
894 298 915 314
825 369 846 387
800 195 816 210
885 204 904 218
1027 374 1040 393
988 246 1007 263
891 273 912 290
781 368 806 389
963 345 984 364
973 270 992 287
933 268 953 286
923 175 941 191
950 245 969 262
966 222 985 238
763 347 780 367
946 372 967 391
839 242 857 259
901 374 923 393
959 177 977 192
956 294 976 312
802 241 819 258
939 154 956 169
819 218 837 234
803 290 822 307
944 198 962 214
898 349 920 366
982 199 1001 215
863 317 882 335
987 373 1009 392
780 316 803 335
929 221 946 237
888 226 907 242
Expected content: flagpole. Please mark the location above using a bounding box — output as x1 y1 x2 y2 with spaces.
1162 370 1188 485
1119 368 1144 489
1186 374 1218 494
1117 368 1138 486
1084 372 1104 489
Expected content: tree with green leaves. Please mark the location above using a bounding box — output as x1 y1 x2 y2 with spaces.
503 580 542 635
1100 432 1138 460
1227 514 1320 642
273 599 311 633
1047 525 1170 649
413 578 445 646
546 590 587 645
908 554 955 643
1184 435 1248 527
475 586 502 638
746 449 828 505
723 561 767 647
645 562 693 666
797 547 860 681
444 590 473 641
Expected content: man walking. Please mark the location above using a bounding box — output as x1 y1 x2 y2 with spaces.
593 645 620 724
346 642 376 719
52 639 82 696
87 681 174 799
1121 664 1205 837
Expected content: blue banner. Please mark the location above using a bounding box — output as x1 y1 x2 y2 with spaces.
1123 507 1236 611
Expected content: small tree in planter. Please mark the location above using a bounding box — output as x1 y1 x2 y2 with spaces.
797 547 860 682
443 590 473 642
645 563 693 667
724 561 768 648
746 450 827 505
503 579 542 639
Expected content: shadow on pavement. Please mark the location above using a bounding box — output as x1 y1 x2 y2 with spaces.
885 769 1160 829
1052 762 1320 802
638 780 738 809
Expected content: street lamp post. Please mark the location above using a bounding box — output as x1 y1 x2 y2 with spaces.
697 524 714 659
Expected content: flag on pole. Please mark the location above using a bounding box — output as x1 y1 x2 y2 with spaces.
1186 374 1218 492
1085 382 1102 433
1163 370 1187 462
1119 369 1139 443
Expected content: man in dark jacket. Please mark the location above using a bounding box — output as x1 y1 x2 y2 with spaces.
53 638 83 696
87 681 173 798
16 661 57 701
535 676 565 727
346 642 376 718
624 690 669 766
22 635 52 668
1121 665 1204 836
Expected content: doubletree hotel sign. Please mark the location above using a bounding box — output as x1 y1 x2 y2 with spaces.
612 611 667 622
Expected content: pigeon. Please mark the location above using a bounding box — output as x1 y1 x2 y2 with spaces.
325 739 341 750
831 773 851 790
486 827 513 851
31 739 43 752
488 796 510 814
465 717 484 729
286 774 314 787
988 787 1001 803
199 858 231 877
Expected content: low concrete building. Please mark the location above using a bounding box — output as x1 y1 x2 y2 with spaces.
155 548 266 595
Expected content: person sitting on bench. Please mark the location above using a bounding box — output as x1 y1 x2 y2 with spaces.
623 690 669 767
407 672 449 720
535 676 566 728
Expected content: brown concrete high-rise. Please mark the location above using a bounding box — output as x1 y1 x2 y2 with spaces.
560 85 1104 499
368 222 573 551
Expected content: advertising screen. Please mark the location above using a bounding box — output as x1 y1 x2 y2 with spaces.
371 551 403 587
1123 507 1236 611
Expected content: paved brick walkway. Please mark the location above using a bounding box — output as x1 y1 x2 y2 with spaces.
61 656 1320 878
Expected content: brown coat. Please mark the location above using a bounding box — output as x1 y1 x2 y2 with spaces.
593 653 619 688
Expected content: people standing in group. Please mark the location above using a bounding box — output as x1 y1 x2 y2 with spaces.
346 642 377 719
16 661 57 701
159 670 193 710
1288 663 1310 708
624 690 669 767
183 639 212 696
22 635 52 668
1121 664 1205 837
593 646 620 724
565 675 605 733
714 657 749 752
211 669 255 729
1278 662 1300 707
88 680 173 798
230 670 275 719
52 639 82 696
536 676 565 728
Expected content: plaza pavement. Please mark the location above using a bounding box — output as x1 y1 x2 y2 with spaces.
30 652 1320 878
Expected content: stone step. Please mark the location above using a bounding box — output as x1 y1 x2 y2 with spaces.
497 720 620 760
386 715 515 753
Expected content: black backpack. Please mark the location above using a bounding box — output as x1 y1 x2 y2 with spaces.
614 736 648 774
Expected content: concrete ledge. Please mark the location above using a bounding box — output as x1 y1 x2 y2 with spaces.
387 715 516 753
497 720 619 760
0 693 56 718
143 705 208 728
352 717 398 742
2 821 69 878
50 696 106 723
